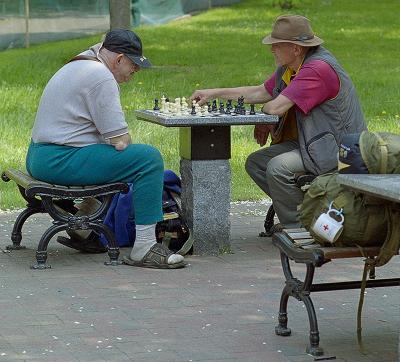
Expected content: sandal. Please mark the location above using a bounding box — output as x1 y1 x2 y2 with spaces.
122 243 186 269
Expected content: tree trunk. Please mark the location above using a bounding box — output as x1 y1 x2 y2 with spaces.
109 0 131 30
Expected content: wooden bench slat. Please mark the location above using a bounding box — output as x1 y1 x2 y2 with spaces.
3 168 129 198
286 231 312 239
273 229 399 265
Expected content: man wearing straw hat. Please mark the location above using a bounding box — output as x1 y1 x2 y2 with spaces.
190 15 366 231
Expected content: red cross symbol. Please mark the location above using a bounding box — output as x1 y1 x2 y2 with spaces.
323 224 329 231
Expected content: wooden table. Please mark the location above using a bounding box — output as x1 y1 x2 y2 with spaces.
135 109 278 255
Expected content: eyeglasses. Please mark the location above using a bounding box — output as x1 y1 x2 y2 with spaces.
123 55 141 71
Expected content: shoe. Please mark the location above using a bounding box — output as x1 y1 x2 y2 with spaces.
57 235 107 253
269 223 284 234
259 223 284 237
122 243 186 269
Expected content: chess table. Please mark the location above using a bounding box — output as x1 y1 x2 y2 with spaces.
135 109 278 255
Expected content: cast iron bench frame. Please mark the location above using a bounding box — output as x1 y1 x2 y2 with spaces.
272 228 400 356
1 169 129 269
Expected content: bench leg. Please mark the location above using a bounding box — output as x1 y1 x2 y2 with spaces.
89 222 122 266
31 223 66 269
275 252 324 356
275 285 292 336
301 294 323 356
8 204 45 250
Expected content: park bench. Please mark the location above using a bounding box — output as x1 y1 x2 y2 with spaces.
1 169 128 269
272 228 400 356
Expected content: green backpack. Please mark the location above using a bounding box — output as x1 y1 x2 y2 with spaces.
299 130 400 267
299 130 400 339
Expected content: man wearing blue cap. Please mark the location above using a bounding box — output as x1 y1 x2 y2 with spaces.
27 29 186 269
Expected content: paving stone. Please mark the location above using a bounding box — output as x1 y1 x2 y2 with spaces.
0 203 398 362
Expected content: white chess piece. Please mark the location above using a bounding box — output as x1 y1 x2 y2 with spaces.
181 97 189 114
160 95 166 113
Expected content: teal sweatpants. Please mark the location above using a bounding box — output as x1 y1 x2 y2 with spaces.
26 141 164 225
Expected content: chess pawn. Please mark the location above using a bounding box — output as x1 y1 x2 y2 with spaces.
175 103 182 115
195 104 201 116
227 99 233 111
160 95 166 112
207 102 212 113
191 105 196 115
153 98 160 111
174 99 181 115
181 102 188 115
181 97 187 106
219 101 225 113
212 100 218 112
249 104 256 115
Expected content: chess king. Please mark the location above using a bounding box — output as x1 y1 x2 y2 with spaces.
190 14 366 231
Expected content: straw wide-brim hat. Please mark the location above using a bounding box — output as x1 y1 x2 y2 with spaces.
262 15 323 47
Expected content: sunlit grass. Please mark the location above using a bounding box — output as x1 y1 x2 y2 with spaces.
0 0 399 209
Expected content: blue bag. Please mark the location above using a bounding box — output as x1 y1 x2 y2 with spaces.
99 170 192 254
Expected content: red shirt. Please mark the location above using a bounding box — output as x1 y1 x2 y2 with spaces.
264 60 340 115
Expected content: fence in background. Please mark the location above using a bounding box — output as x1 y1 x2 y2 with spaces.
0 0 241 50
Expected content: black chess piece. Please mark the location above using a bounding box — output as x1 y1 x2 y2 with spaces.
212 100 218 112
233 105 239 115
191 105 196 115
219 101 225 113
207 102 212 113
249 104 256 115
227 99 233 111
153 99 160 111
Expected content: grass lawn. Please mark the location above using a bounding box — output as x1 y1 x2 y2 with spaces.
0 0 399 210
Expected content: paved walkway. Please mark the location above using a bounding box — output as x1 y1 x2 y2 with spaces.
0 201 398 361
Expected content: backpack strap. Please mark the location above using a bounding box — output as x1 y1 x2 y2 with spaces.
68 55 101 63
375 206 400 267
375 133 389 174
168 191 194 256
356 205 400 344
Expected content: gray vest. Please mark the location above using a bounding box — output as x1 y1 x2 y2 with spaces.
273 46 367 175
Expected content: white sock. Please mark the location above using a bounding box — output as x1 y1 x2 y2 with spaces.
130 224 157 261
130 224 184 265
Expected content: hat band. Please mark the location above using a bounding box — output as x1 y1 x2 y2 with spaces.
272 33 315 42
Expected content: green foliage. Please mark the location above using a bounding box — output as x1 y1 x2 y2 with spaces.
0 0 399 209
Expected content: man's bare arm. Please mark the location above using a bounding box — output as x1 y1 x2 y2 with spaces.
190 84 273 106
262 94 294 116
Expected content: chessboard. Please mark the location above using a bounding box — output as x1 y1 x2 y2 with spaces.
135 97 279 127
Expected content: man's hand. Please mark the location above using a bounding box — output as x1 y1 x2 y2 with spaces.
107 133 132 151
189 89 216 106
254 124 275 146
